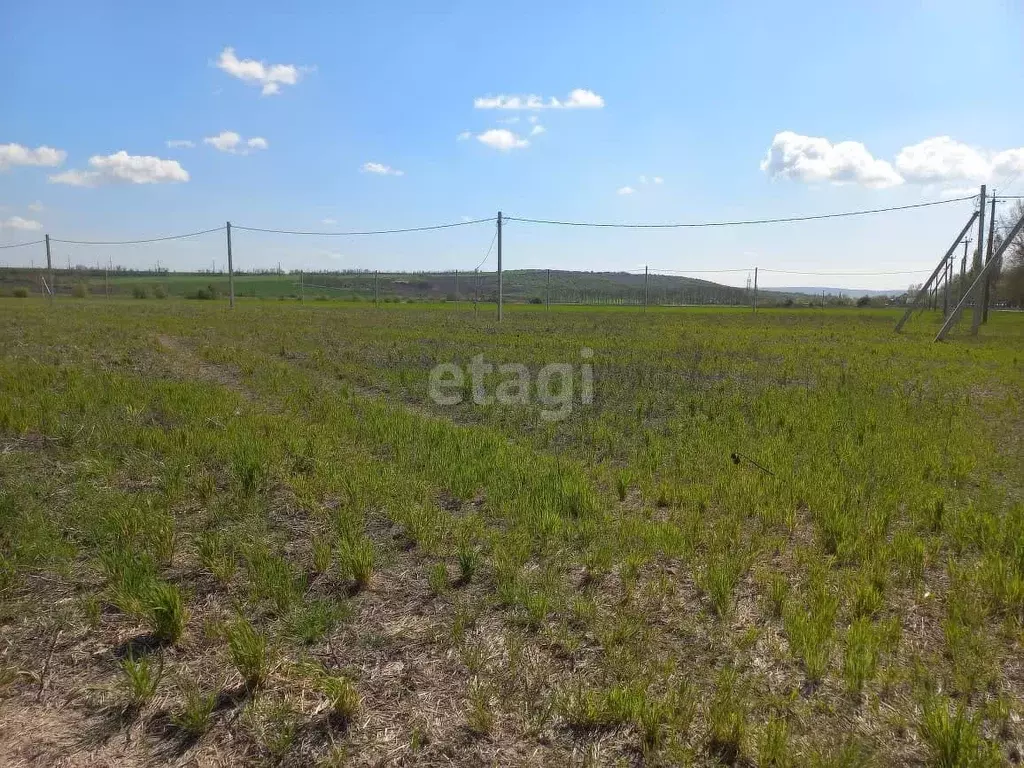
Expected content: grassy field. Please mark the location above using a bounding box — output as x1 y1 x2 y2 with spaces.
0 266 818 305
0 298 1021 766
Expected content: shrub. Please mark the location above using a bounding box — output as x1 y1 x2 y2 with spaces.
132 285 149 299
529 297 543 304
71 282 88 298
153 285 167 299
12 287 28 298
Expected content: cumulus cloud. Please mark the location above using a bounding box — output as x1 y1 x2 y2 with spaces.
993 148 1024 178
653 176 664 184
617 186 635 195
1 216 42 231
761 131 903 188
215 47 307 96
49 151 189 186
476 129 530 151
203 131 268 154
763 131 1024 190
166 139 195 149
456 131 472 142
894 137 1024 186
0 143 67 170
27 201 43 212
361 162 404 176
894 137 989 184
530 124 546 136
474 88 605 110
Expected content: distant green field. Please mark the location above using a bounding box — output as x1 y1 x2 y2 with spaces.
0 267 846 306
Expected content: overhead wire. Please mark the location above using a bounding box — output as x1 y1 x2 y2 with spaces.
49 226 225 245
0 239 45 250
504 195 977 229
233 217 494 236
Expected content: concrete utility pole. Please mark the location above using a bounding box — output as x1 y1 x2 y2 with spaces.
454 269 459 308
45 234 53 304
497 212 503 322
300 270 304 302
937 205 1024 341
644 265 649 312
374 270 379 306
753 267 758 313
546 268 551 310
971 185 986 332
226 221 235 309
982 196 998 323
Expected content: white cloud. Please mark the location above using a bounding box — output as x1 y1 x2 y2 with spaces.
166 139 195 149
203 131 268 154
653 176 664 184
895 137 989 184
27 201 43 212
321 217 337 225
0 143 67 170
476 129 530 151
617 186 635 195
456 131 472 142
216 47 307 96
361 162 404 176
530 124 546 136
761 131 903 188
1 216 42 231
528 115 539 124
49 151 189 186
993 148 1024 178
473 88 605 110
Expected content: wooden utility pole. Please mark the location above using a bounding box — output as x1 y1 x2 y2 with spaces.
226 221 235 309
644 265 649 312
982 196 998 323
300 270 304 302
454 269 459 308
752 267 758 313
45 234 53 304
496 212 503 322
374 270 378 306
971 185 986 333
546 268 550 310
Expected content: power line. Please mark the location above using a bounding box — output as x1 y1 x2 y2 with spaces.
647 267 752 274
505 195 977 229
233 217 493 236
0 239 45 250
50 226 224 245
759 267 932 276
472 224 498 271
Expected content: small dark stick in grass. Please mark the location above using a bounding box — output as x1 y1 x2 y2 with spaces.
730 451 775 477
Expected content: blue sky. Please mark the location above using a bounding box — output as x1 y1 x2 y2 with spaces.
2 0 1022 288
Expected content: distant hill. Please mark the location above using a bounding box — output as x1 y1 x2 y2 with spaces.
0 266 831 306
